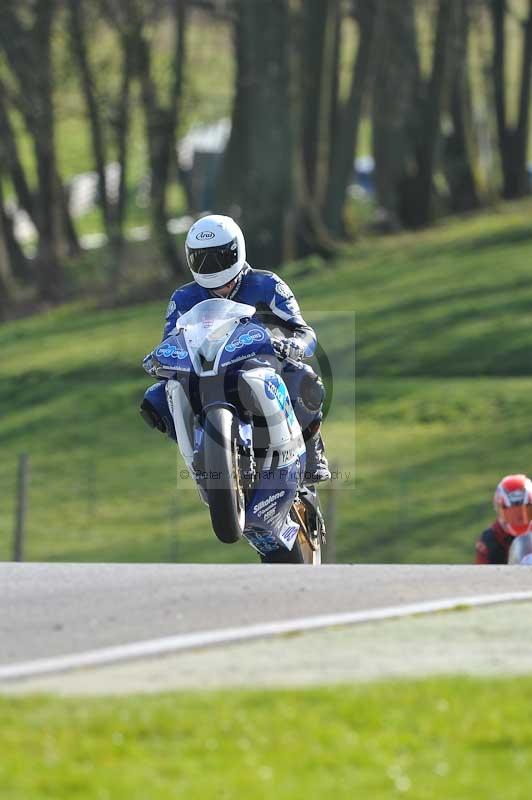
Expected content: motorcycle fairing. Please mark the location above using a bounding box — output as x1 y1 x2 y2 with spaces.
242 368 304 471
166 379 195 473
158 298 307 555
218 323 272 369
245 461 302 551
177 299 264 376
153 334 192 374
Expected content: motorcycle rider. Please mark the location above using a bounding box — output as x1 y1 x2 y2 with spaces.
475 474 532 564
141 213 331 484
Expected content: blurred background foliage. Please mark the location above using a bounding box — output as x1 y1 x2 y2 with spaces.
1 0 532 563
1 0 532 310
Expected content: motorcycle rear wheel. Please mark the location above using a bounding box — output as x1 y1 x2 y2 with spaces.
204 406 245 544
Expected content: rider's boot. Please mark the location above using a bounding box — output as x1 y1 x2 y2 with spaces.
304 429 331 485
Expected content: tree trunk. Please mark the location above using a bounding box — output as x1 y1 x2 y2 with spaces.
134 0 187 278
0 1 65 300
215 8 247 214
324 0 380 236
301 0 339 204
0 186 13 319
0 175 33 285
443 0 480 213
32 0 64 300
0 81 37 228
68 0 111 233
402 0 458 227
372 0 421 228
491 0 532 198
107 28 134 294
219 0 334 266
508 0 532 196
218 0 295 265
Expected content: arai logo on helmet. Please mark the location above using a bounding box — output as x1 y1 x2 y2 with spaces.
196 231 215 240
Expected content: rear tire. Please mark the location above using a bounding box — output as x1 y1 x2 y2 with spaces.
204 406 245 544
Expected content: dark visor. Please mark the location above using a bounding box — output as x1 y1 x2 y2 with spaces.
186 238 238 275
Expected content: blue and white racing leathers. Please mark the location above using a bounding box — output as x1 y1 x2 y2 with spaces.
142 265 325 441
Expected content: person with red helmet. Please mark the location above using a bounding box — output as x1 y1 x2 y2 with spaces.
475 474 532 564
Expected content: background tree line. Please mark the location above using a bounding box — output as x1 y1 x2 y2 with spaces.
0 0 531 317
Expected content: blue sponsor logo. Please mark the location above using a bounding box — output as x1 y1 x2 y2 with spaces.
225 328 265 353
246 531 281 554
265 375 283 402
156 344 188 360
265 376 295 424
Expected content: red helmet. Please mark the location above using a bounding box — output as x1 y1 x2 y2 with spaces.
493 474 532 536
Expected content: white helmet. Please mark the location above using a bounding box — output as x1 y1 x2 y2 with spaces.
185 214 246 289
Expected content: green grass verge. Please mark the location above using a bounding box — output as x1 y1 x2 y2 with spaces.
1 677 532 798
2 200 532 563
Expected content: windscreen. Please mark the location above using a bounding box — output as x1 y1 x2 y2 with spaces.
179 298 257 363
178 298 256 329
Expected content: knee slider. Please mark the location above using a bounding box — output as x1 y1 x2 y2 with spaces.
140 398 167 433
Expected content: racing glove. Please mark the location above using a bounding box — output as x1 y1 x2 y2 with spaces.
272 337 306 363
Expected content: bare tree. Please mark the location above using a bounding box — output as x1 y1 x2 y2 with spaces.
372 0 421 229
0 187 13 319
217 0 298 265
301 0 339 206
373 0 460 228
491 0 532 198
68 0 135 295
218 0 337 266
324 0 380 236
129 0 188 277
443 0 481 212
0 1 70 300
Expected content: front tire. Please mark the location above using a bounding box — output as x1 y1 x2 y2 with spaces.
204 406 245 544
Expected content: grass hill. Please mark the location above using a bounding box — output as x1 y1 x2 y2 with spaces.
2 199 532 564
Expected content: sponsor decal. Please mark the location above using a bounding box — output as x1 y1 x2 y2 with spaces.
279 445 300 465
225 329 265 353
265 376 296 424
253 490 285 515
280 524 299 546
156 344 188 360
245 531 281 554
286 396 296 425
221 351 257 367
265 375 283 402
196 230 215 240
166 299 177 318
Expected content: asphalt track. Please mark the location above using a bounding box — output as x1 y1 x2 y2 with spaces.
1 563 532 673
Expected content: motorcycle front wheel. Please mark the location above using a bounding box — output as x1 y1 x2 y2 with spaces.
204 406 245 544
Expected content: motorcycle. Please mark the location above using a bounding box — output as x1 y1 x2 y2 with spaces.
508 532 532 565
148 297 326 564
